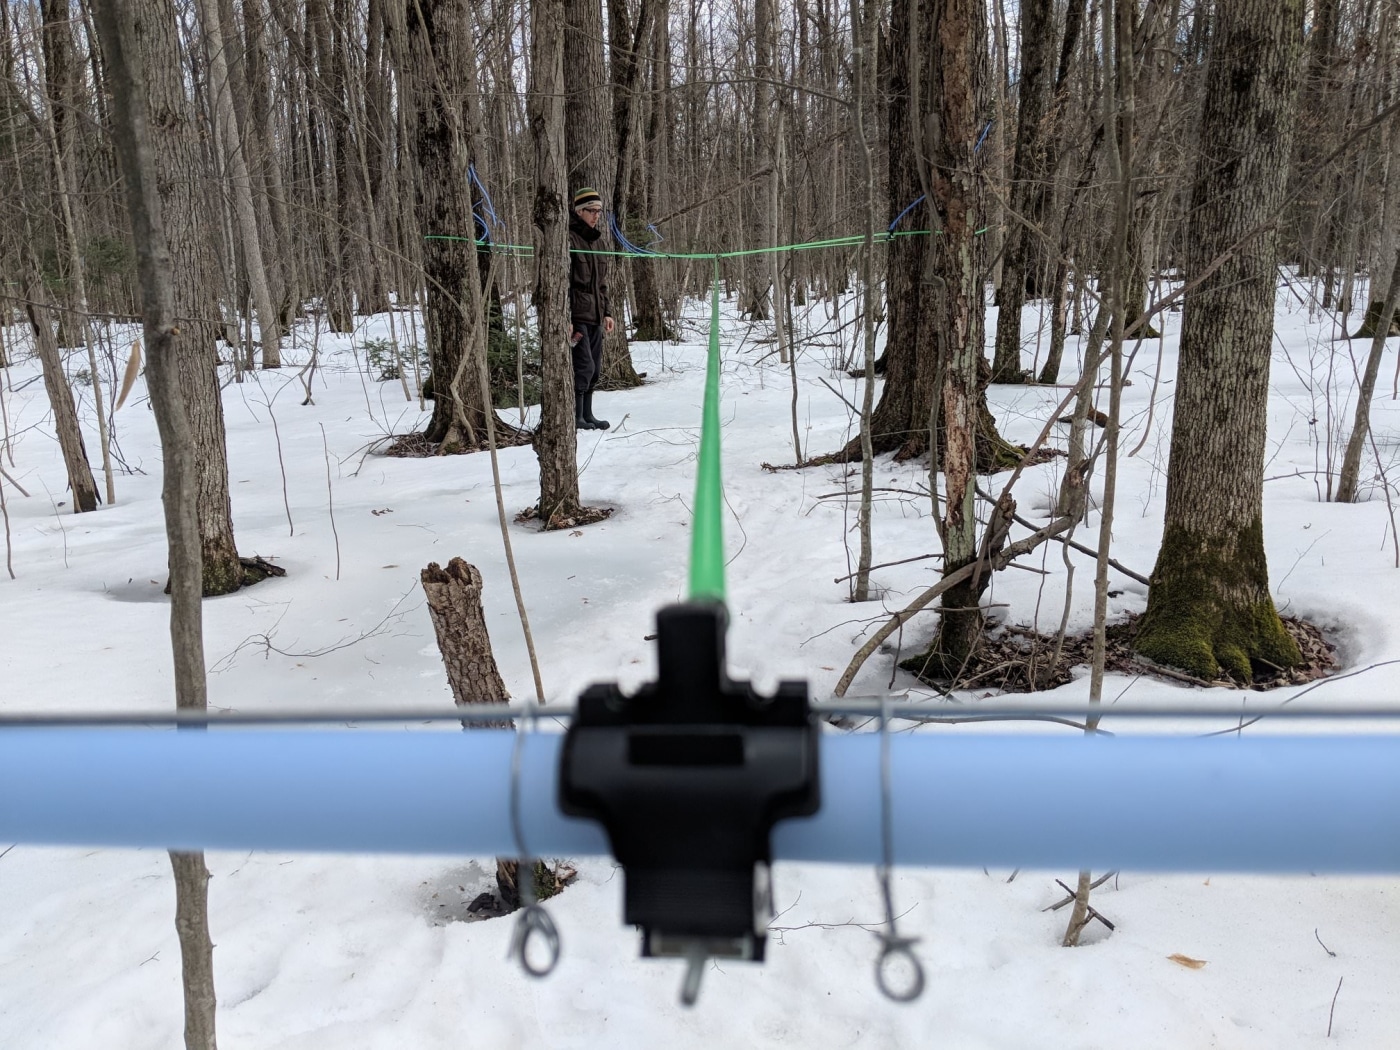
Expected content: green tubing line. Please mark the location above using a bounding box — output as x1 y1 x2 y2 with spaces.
422 235 534 253
420 225 989 263
688 261 726 603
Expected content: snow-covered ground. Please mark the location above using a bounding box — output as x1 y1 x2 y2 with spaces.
2 283 1399 1048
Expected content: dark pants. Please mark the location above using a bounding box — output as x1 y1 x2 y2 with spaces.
572 323 605 394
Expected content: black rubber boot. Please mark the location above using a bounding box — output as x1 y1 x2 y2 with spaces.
575 391 594 430
582 390 610 431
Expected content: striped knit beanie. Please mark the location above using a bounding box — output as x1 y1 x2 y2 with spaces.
572 187 604 209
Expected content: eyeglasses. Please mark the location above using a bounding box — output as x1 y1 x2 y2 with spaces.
580 206 603 215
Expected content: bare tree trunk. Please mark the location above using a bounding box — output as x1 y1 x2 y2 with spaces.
93 3 217 1045
851 0 878 602
397 0 508 450
630 5 674 343
242 0 297 325
1355 0 1400 338
39 0 80 349
908 0 994 675
40 0 115 504
814 0 1016 473
169 851 217 1049
130 0 253 596
25 281 99 513
991 0 1054 383
1134 0 1306 681
305 0 352 331
1337 248 1400 502
532 0 584 523
1065 0 1133 947
196 0 282 366
1034 0 1090 386
598 0 653 387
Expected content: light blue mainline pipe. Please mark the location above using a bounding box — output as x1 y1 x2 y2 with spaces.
2 729 1399 872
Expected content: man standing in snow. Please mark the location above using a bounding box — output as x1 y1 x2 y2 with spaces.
568 187 615 431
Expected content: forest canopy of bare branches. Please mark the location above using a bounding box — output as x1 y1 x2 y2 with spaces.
3 0 1396 346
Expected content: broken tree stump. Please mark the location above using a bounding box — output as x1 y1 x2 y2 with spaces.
421 557 525 910
420 557 513 727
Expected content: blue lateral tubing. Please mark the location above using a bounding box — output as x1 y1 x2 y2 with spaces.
3 728 1400 872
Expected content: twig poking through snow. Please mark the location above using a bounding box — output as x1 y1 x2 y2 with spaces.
320 423 340 580
0 468 12 579
1052 878 1115 930
1328 976 1343 1037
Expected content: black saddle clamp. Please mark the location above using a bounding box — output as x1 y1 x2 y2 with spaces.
559 601 820 967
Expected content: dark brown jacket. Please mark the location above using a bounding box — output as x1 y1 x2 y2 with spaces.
568 214 612 326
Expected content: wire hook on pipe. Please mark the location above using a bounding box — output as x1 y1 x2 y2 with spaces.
872 692 925 1002
508 698 561 978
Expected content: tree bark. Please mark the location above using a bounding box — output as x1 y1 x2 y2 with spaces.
243 0 297 324
93 3 218 1044
597 0 652 387
1354 0 1399 338
25 281 99 513
851 0 878 602
630 7 674 343
420 557 529 904
40 27 117 507
196 0 282 366
420 558 513 721
1337 248 1400 502
169 851 218 1050
813 0 1017 473
132 0 250 597
399 0 509 450
916 0 994 674
990 0 1053 383
532 0 584 524
1133 0 1306 682
40 0 78 350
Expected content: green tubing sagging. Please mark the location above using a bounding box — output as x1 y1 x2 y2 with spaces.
688 264 726 603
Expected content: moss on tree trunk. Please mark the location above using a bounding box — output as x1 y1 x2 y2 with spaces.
1134 0 1306 685
1134 519 1300 681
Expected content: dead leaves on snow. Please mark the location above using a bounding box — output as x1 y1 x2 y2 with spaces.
1168 953 1208 970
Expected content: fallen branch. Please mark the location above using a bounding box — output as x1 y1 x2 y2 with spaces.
833 513 1079 696
973 484 1149 586
0 467 29 498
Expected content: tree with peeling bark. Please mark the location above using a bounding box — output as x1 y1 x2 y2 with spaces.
1133 0 1307 682
899 0 998 677
811 0 1019 473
